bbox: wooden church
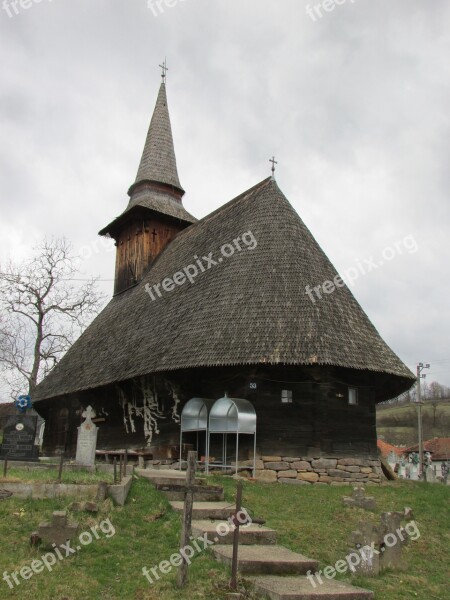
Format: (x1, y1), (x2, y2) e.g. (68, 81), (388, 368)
(34, 71), (415, 478)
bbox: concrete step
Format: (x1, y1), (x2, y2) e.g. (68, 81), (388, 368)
(169, 501), (237, 520)
(192, 519), (277, 545)
(250, 575), (374, 599)
(156, 483), (224, 502)
(212, 544), (319, 575)
(136, 468), (204, 487)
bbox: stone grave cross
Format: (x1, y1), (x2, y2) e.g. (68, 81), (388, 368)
(343, 485), (377, 510)
(75, 405), (98, 467)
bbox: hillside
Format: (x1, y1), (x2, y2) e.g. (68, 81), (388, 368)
(377, 399), (450, 446)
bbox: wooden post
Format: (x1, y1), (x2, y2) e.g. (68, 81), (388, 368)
(177, 450), (197, 588)
(113, 457), (118, 484)
(119, 454), (123, 482)
(57, 454), (64, 483)
(230, 480), (243, 590)
(3, 459), (7, 478)
(124, 449), (128, 476)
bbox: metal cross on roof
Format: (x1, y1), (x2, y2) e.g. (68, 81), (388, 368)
(159, 59), (168, 83)
(269, 156), (278, 176)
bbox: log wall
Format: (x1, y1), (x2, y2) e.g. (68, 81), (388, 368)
(37, 365), (379, 461)
(114, 217), (183, 294)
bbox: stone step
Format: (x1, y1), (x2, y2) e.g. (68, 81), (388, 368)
(250, 575), (374, 599)
(192, 519), (277, 545)
(156, 483), (224, 502)
(136, 468), (204, 487)
(212, 544), (319, 575)
(169, 501), (237, 520)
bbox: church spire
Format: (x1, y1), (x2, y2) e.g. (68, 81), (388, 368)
(99, 68), (196, 296)
(129, 72), (184, 197)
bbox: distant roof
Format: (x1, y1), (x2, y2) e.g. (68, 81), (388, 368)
(35, 177), (414, 402)
(377, 439), (403, 458)
(404, 438), (450, 460)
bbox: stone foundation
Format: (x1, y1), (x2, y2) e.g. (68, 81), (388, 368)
(254, 456), (383, 485)
(141, 457), (383, 485)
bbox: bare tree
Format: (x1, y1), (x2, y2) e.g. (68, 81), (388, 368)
(0, 238), (105, 398)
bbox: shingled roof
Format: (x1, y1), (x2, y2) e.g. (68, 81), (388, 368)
(34, 177), (414, 401)
(99, 82), (195, 237)
(134, 82), (183, 192)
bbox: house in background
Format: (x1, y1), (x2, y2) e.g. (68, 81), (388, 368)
(404, 438), (450, 478)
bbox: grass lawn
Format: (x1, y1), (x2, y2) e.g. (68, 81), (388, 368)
(0, 474), (448, 600)
(0, 467), (114, 485)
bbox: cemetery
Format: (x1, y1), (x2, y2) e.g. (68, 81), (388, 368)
(0, 457), (449, 599)
(1, 390), (449, 598)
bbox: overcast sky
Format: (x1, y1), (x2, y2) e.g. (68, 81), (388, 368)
(0, 0), (449, 391)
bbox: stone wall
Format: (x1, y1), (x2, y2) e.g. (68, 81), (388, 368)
(254, 456), (383, 485)
(141, 456), (383, 485)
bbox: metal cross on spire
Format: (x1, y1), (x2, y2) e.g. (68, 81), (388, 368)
(269, 156), (278, 177)
(159, 58), (168, 83)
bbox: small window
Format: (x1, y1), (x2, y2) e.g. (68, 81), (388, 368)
(348, 388), (358, 406)
(281, 389), (293, 404)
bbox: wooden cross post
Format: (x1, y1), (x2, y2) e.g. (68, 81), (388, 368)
(177, 450), (197, 588)
(3, 459), (8, 478)
(113, 457), (118, 484)
(57, 453), (64, 483)
(230, 480), (244, 590)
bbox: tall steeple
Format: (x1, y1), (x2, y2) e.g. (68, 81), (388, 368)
(99, 69), (196, 295)
(129, 82), (184, 197)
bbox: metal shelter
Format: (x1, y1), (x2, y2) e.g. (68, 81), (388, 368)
(206, 396), (257, 476)
(179, 398), (215, 468)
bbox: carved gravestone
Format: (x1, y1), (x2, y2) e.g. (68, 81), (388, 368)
(75, 406), (98, 467)
(36, 511), (78, 549)
(379, 512), (407, 570)
(387, 451), (398, 470)
(0, 415), (39, 462)
(425, 465), (436, 483)
(350, 521), (382, 576)
(343, 486), (377, 510)
(349, 508), (413, 576)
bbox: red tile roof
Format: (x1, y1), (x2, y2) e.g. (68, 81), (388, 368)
(377, 439), (403, 458)
(404, 438), (450, 460)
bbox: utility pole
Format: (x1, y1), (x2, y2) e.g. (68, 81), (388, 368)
(416, 362), (430, 478)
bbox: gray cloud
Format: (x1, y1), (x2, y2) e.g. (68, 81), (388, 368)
(0, 0), (449, 387)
